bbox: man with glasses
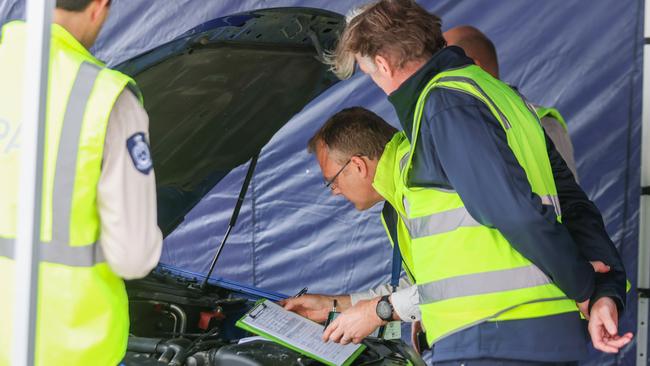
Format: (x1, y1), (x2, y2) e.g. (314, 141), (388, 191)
(282, 107), (419, 327)
(314, 110), (394, 211)
(0, 0), (161, 364)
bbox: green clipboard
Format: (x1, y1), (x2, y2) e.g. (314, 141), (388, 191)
(236, 299), (366, 366)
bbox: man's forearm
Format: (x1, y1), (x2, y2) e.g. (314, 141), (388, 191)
(546, 132), (627, 311)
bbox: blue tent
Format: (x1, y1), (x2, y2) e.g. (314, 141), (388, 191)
(1, 1), (645, 365)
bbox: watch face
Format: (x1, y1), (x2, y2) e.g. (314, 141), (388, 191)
(376, 299), (393, 321)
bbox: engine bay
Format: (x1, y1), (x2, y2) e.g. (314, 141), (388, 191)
(122, 269), (424, 366)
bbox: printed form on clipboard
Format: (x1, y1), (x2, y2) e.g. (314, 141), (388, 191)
(236, 299), (366, 366)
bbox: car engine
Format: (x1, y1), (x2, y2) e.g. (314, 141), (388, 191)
(122, 269), (424, 366)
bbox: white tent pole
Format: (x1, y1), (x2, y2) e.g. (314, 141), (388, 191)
(13, 0), (54, 364)
(637, 0), (650, 364)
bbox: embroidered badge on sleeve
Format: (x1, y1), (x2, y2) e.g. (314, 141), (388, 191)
(126, 132), (153, 175)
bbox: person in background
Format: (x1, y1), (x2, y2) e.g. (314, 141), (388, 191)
(0, 0), (162, 364)
(444, 25), (579, 180)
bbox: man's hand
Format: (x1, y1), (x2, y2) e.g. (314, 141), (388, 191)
(588, 297), (633, 353)
(280, 294), (339, 323)
(322, 298), (384, 345)
(577, 261), (611, 319)
(590, 261), (610, 273)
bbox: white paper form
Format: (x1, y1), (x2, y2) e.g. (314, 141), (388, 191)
(240, 299), (363, 366)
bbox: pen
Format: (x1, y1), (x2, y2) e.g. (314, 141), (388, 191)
(293, 287), (308, 298)
(324, 299), (340, 329)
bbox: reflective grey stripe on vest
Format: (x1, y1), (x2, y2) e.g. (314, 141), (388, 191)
(418, 264), (552, 304)
(402, 187), (458, 217)
(49, 61), (104, 266)
(40, 240), (103, 266)
(399, 153), (409, 171)
(0, 237), (14, 259)
(540, 194), (561, 217)
(52, 62), (99, 246)
(427, 295), (568, 345)
(0, 238), (104, 267)
(0, 62), (104, 267)
(0, 236), (102, 266)
(401, 193), (559, 239)
(401, 203), (481, 239)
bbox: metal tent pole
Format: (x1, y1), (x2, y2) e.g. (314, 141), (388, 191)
(13, 0), (54, 364)
(637, 0), (650, 364)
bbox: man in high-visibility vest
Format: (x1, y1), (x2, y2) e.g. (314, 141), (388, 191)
(294, 0), (630, 363)
(285, 103), (628, 360)
(0, 0), (162, 364)
(444, 25), (579, 180)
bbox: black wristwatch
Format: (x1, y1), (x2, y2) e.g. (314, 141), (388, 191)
(376, 295), (394, 321)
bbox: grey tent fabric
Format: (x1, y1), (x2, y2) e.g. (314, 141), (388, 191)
(0, 1), (643, 364)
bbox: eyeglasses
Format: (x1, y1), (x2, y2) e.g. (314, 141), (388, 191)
(324, 159), (351, 190)
(324, 154), (361, 190)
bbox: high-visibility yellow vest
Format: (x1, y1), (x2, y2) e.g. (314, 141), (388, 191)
(396, 65), (579, 345)
(374, 131), (416, 283)
(0, 21), (142, 365)
(535, 106), (568, 131)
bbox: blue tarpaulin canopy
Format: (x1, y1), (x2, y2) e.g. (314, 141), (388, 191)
(1, 1), (646, 365)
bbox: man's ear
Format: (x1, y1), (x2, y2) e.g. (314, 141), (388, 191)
(351, 155), (370, 178)
(374, 54), (393, 77)
(89, 0), (110, 22)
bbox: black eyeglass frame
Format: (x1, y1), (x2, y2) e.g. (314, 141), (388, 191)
(324, 154), (362, 190)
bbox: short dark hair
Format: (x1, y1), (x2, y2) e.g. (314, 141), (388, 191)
(56, 0), (94, 11)
(308, 107), (398, 162)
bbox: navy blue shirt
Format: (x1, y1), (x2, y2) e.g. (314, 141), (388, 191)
(387, 46), (626, 362)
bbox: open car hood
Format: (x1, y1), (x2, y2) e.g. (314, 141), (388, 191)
(116, 8), (344, 236)
(115, 10), (426, 364)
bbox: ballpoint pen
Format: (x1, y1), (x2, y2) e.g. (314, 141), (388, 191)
(293, 287), (308, 298)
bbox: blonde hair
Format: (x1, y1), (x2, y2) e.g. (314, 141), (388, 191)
(326, 0), (446, 79)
